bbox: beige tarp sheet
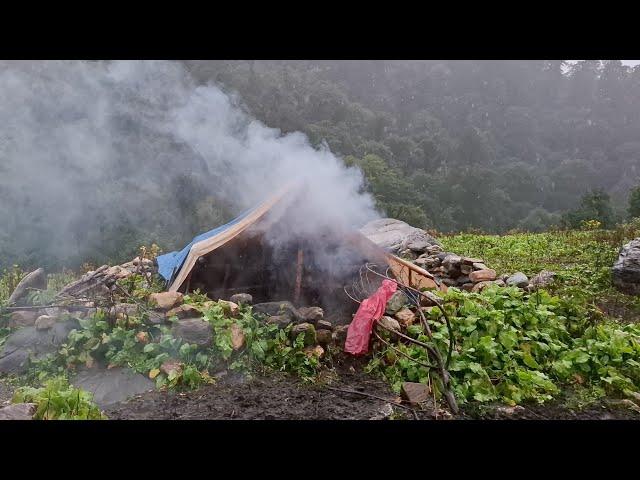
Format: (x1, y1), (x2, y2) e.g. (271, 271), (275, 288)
(167, 188), (444, 293)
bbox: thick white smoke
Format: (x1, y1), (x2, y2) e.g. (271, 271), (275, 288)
(0, 60), (378, 268)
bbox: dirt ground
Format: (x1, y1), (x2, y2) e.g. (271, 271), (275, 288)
(105, 365), (640, 420)
(106, 369), (420, 420)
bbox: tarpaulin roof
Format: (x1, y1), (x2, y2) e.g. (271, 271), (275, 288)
(156, 183), (444, 294)
(157, 186), (293, 292)
(157, 205), (256, 284)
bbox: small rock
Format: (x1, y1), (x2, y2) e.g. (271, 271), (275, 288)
(377, 316), (401, 332)
(442, 254), (462, 271)
(172, 318), (212, 346)
(400, 249), (418, 260)
(316, 320), (333, 331)
(135, 331), (149, 344)
(506, 272), (529, 288)
(394, 308), (416, 326)
(8, 310), (39, 328)
(441, 278), (459, 287)
(149, 291), (184, 310)
(472, 281), (495, 293)
(166, 304), (201, 320)
(369, 403), (394, 420)
(529, 270), (556, 290)
(290, 323), (316, 346)
(460, 264), (473, 275)
(229, 293), (252, 306)
(265, 315), (293, 328)
(316, 329), (333, 347)
(304, 345), (325, 358)
(461, 257), (484, 265)
(385, 291), (408, 315)
(401, 382), (430, 405)
(34, 315), (56, 331)
(0, 403), (37, 420)
(413, 257), (428, 266)
(426, 245), (443, 255)
(333, 325), (349, 347)
(230, 323), (245, 350)
(160, 359), (183, 377)
(472, 262), (488, 270)
(469, 269), (497, 283)
(461, 283), (474, 292)
(457, 275), (471, 285)
(494, 279), (506, 287)
(144, 311), (166, 325)
(298, 306), (324, 323)
(218, 300), (240, 317)
(253, 301), (303, 322)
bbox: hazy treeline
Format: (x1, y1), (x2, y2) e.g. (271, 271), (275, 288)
(184, 60), (640, 232)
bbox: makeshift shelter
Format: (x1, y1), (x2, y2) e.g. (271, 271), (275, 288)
(157, 185), (442, 320)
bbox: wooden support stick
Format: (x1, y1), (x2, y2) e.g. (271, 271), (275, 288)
(294, 247), (304, 304)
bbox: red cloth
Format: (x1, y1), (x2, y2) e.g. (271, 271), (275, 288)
(344, 279), (397, 355)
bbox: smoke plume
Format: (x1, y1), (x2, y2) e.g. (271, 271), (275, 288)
(0, 60), (378, 269)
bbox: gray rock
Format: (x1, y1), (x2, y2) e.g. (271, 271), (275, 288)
(72, 367), (154, 409)
(613, 239), (640, 295)
(377, 316), (401, 332)
(0, 403), (37, 420)
(34, 315), (57, 331)
(441, 278), (459, 287)
(316, 320), (333, 331)
(506, 272), (529, 288)
(0, 320), (79, 374)
(229, 293), (253, 306)
(442, 255), (462, 272)
(290, 323), (316, 346)
(385, 291), (408, 315)
(359, 218), (440, 255)
(401, 382), (430, 405)
(316, 329), (333, 347)
(529, 270), (556, 290)
(252, 301), (304, 323)
(298, 306), (324, 324)
(7, 268), (47, 305)
(264, 315), (293, 328)
(8, 310), (39, 328)
(144, 311), (166, 325)
(171, 318), (212, 346)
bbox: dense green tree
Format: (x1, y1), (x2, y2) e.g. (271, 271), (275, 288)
(629, 186), (640, 219)
(562, 189), (616, 229)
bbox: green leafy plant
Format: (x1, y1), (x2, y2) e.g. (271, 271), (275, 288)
(12, 377), (106, 420)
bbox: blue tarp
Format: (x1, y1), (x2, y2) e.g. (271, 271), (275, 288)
(156, 204), (258, 284)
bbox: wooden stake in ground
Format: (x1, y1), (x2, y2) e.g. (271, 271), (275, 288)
(294, 246), (304, 304)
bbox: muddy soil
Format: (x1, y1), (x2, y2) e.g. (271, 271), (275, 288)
(106, 369), (415, 420)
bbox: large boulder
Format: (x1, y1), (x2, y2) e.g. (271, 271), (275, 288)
(612, 238), (640, 295)
(0, 320), (79, 374)
(359, 218), (440, 254)
(7, 268), (47, 305)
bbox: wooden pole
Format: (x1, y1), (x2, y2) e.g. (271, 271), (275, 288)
(294, 246), (304, 304)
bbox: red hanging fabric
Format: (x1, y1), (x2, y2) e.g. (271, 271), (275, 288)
(344, 279), (397, 355)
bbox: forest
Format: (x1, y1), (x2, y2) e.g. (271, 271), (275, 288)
(185, 60), (640, 232)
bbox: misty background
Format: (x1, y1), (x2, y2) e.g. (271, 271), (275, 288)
(1, 60), (640, 271)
